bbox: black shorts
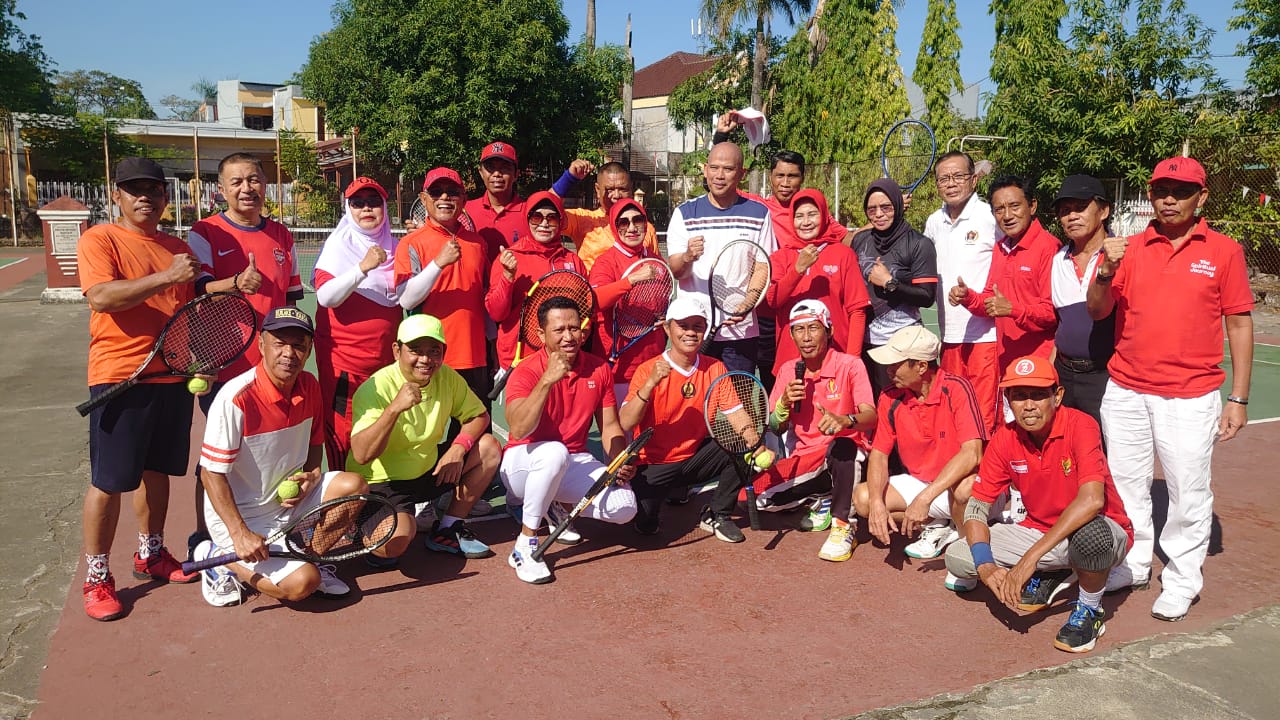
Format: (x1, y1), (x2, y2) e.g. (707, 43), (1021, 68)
(368, 471), (455, 514)
(89, 382), (193, 493)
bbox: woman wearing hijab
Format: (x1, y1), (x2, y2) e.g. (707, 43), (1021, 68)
(312, 177), (402, 470)
(767, 188), (870, 380)
(851, 179), (940, 393)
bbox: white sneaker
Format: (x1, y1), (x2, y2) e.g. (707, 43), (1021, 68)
(546, 503), (583, 545)
(904, 523), (959, 559)
(413, 501), (437, 531)
(508, 536), (553, 585)
(194, 540), (243, 607)
(1104, 565), (1150, 593)
(945, 571), (977, 592)
(315, 564), (350, 597)
(1151, 590), (1193, 622)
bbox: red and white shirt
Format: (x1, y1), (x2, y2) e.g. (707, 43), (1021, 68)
(624, 352), (727, 465)
(504, 349), (615, 454)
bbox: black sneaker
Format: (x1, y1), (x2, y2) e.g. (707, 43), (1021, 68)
(1054, 602), (1106, 653)
(1017, 569), (1075, 612)
(665, 485), (691, 506)
(699, 506), (745, 543)
(365, 553), (400, 570)
(634, 511), (660, 536)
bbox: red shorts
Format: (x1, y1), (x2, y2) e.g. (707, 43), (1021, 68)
(940, 341), (999, 434)
(739, 444), (829, 503)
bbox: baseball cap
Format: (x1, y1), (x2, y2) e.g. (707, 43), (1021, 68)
(999, 355), (1059, 388)
(397, 314), (447, 345)
(345, 176), (387, 200)
(665, 296), (710, 323)
(423, 167), (463, 192)
(1052, 175), (1109, 207)
(114, 157), (166, 185)
(261, 306), (314, 336)
(480, 141), (518, 166)
(789, 298), (832, 328)
(867, 325), (941, 365)
(1149, 156), (1206, 188)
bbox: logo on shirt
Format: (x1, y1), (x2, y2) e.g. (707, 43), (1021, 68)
(1189, 259), (1217, 278)
(965, 231), (978, 244)
(1010, 460), (1029, 474)
(824, 264), (838, 275)
(1061, 457), (1073, 476)
(217, 248), (236, 257)
(273, 248), (286, 265)
(1019, 265), (1032, 272)
(681, 381), (696, 399)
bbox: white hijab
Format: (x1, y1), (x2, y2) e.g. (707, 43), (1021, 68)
(313, 199), (399, 307)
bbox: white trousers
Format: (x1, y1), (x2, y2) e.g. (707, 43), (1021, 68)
(500, 442), (637, 531)
(1100, 381), (1219, 598)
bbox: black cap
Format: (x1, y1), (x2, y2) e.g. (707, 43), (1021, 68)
(261, 306), (314, 336)
(114, 157), (166, 185)
(1053, 175), (1109, 207)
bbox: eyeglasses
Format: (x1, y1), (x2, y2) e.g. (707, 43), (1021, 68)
(866, 203), (894, 216)
(348, 197), (382, 209)
(614, 214), (646, 230)
(936, 173), (973, 187)
(426, 185), (464, 199)
(529, 212), (560, 226)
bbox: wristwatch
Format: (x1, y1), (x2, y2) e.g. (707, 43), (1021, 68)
(883, 278), (900, 293)
(846, 413), (858, 428)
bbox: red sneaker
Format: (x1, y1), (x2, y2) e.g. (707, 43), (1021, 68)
(133, 548), (198, 584)
(83, 575), (124, 621)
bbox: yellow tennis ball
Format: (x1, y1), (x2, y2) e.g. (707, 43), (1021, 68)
(277, 479), (301, 501)
(755, 450), (775, 470)
(187, 377), (210, 394)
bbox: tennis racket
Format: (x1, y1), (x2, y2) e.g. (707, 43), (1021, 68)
(609, 258), (675, 364)
(409, 196), (427, 226)
(880, 119), (937, 193)
(76, 292), (257, 416)
(532, 427), (655, 561)
(181, 493), (398, 573)
(489, 269), (595, 399)
(699, 240), (771, 354)
(705, 371), (770, 531)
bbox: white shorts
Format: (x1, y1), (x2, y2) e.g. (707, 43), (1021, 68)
(887, 473), (953, 521)
(205, 470), (340, 585)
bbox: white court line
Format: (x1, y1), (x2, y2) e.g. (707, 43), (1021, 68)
(1248, 416), (1280, 425)
(0, 257), (28, 268)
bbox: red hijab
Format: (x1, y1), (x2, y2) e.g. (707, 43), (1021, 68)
(789, 188), (842, 247)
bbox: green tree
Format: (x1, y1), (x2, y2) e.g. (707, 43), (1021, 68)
(160, 77), (217, 120)
(20, 113), (144, 184)
(54, 70), (156, 119)
(1231, 0), (1280, 96)
(668, 30), (756, 132)
(299, 0), (625, 180)
(0, 0), (56, 112)
(913, 0), (962, 137)
(700, 0), (814, 111)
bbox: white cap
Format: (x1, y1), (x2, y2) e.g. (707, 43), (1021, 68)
(665, 295), (710, 323)
(733, 107), (771, 149)
(789, 298), (832, 328)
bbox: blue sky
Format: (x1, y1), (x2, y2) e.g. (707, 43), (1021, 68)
(20, 0), (1251, 116)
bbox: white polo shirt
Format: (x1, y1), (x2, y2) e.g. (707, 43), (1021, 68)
(924, 194), (1001, 344)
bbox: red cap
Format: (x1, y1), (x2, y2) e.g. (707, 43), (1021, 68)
(423, 167), (464, 192)
(999, 355), (1059, 389)
(344, 176), (387, 200)
(1149, 157), (1206, 188)
(480, 141), (518, 166)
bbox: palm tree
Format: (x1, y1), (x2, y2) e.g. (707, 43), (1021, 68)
(701, 0), (815, 110)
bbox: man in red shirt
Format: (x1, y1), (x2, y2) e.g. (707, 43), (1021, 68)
(945, 356), (1134, 653)
(853, 325), (988, 561)
(1087, 156), (1254, 622)
(464, 141), (526, 261)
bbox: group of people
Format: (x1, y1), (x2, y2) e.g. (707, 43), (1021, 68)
(78, 126), (1253, 657)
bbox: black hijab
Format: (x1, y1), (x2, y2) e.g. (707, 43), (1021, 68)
(863, 178), (910, 255)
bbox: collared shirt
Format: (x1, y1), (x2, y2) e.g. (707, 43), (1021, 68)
(393, 222), (489, 370)
(465, 193), (527, 262)
(924, 193), (1002, 344)
(871, 369), (988, 482)
(768, 349), (875, 451)
(1107, 218), (1254, 397)
(505, 349), (615, 454)
(972, 406), (1133, 545)
(624, 351), (728, 465)
(200, 365), (324, 521)
(767, 242), (871, 374)
(1050, 242), (1115, 362)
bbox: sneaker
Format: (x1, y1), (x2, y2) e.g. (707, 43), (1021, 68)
(1054, 602), (1106, 653)
(666, 485), (691, 505)
(508, 536), (553, 584)
(193, 540), (243, 607)
(633, 511), (660, 536)
(424, 521), (495, 559)
(133, 547), (198, 584)
(545, 503), (583, 545)
(799, 497), (832, 532)
(818, 522), (855, 561)
(1017, 569), (1076, 612)
(315, 564), (351, 598)
(1104, 565), (1150, 594)
(904, 523), (959, 559)
(413, 501), (437, 531)
(83, 574), (124, 621)
(698, 506), (745, 543)
(365, 553), (399, 571)
(944, 572), (978, 592)
(1151, 591), (1193, 622)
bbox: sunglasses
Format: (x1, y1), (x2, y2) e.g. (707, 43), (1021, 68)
(348, 196), (383, 209)
(426, 185), (464, 199)
(529, 212), (561, 226)
(614, 214), (646, 230)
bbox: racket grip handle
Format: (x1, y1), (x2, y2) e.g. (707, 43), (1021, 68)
(76, 378), (139, 416)
(181, 551), (241, 574)
(745, 485), (761, 531)
(489, 369), (510, 400)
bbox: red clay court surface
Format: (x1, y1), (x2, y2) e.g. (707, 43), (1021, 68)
(33, 413), (1280, 719)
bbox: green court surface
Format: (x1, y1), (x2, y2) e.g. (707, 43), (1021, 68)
(0, 257), (27, 269)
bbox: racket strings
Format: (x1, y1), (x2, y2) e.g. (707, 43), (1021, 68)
(709, 245), (769, 315)
(519, 275), (595, 349)
(707, 374), (768, 455)
(285, 498), (397, 561)
(615, 280), (671, 338)
(161, 296), (256, 373)
(883, 122), (935, 189)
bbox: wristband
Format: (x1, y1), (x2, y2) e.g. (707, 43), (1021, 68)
(452, 432), (476, 454)
(970, 541), (995, 568)
(773, 397), (791, 423)
(551, 170), (578, 197)
(232, 271), (242, 292)
(1227, 396), (1248, 406)
(636, 394), (650, 403)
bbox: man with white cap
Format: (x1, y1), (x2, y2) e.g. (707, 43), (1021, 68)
(853, 325), (988, 564)
(619, 296), (749, 543)
(750, 299), (876, 562)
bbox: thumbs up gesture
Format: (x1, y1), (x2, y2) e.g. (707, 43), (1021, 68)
(984, 283), (1012, 317)
(947, 276), (969, 306)
(236, 251), (263, 294)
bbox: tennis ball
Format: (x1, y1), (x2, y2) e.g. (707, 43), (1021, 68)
(755, 450), (775, 470)
(277, 479), (301, 501)
(187, 377), (210, 394)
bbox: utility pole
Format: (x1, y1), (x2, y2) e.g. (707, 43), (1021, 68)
(586, 0), (596, 49)
(622, 14), (633, 170)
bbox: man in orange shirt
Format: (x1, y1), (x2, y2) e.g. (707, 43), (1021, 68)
(396, 167), (491, 403)
(550, 160), (660, 270)
(76, 157), (202, 621)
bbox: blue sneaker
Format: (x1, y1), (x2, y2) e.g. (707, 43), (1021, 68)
(1054, 602), (1106, 653)
(424, 521), (494, 559)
